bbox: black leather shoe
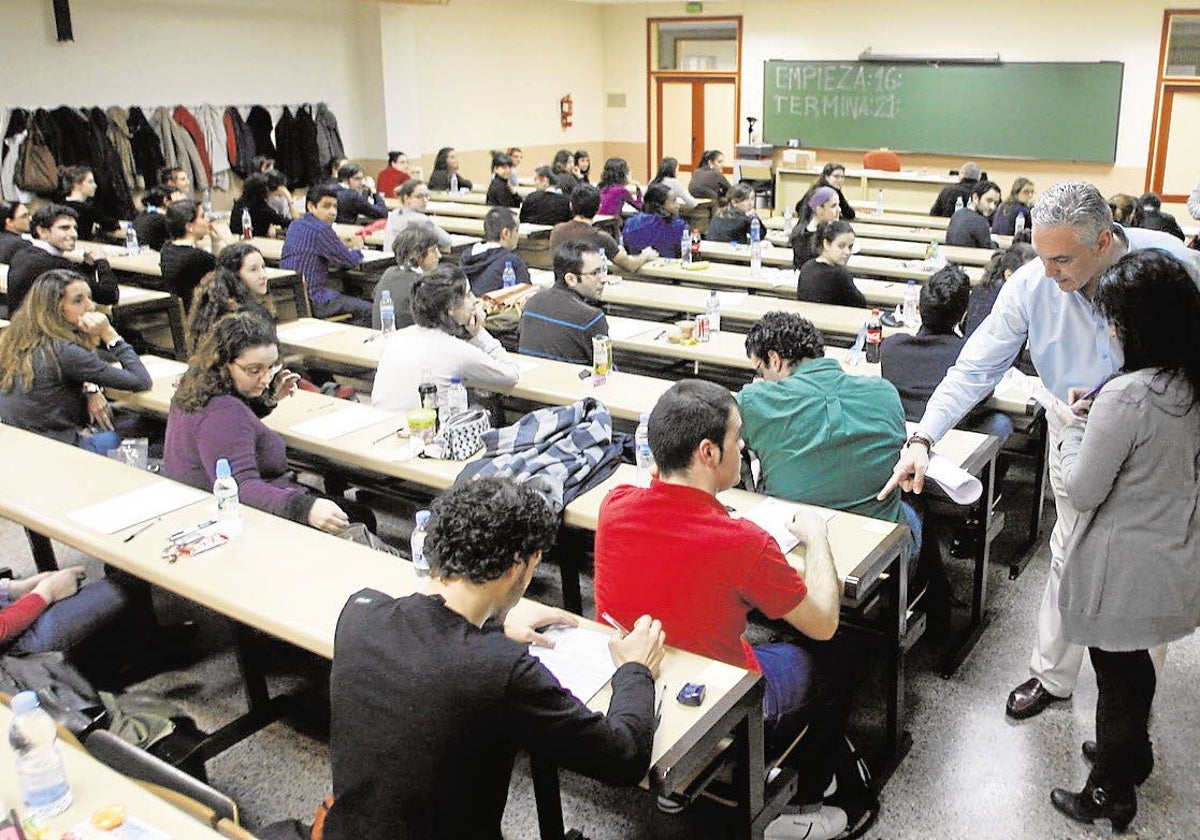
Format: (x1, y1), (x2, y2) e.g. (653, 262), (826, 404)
(1006, 678), (1069, 719)
(1082, 740), (1098, 762)
(1082, 740), (1153, 785)
(1050, 783), (1136, 832)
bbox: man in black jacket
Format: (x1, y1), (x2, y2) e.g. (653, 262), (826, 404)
(325, 476), (664, 840)
(6, 204), (119, 314)
(459, 206), (530, 295)
(930, 161), (982, 217)
(520, 166), (573, 226)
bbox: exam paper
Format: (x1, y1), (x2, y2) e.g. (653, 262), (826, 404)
(925, 454), (983, 505)
(141, 357), (188, 380)
(717, 291), (748, 307)
(739, 497), (835, 554)
(529, 625), (618, 703)
(277, 320), (350, 342)
(69, 480), (207, 535)
(605, 316), (659, 340)
(115, 285), (159, 304)
(516, 358), (542, 374)
(996, 367), (1050, 409)
(291, 404), (397, 441)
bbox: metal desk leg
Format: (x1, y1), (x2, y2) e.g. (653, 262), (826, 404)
(731, 702), (767, 839)
(24, 529), (59, 573)
(530, 755), (566, 840)
(941, 457), (996, 677)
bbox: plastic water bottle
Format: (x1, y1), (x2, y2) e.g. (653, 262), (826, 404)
(1014, 214), (1026, 237)
(954, 196), (964, 213)
(680, 226), (692, 264)
(8, 691), (72, 819)
(379, 289), (396, 334)
(706, 290), (721, 334)
(783, 205), (796, 237)
(749, 216), (763, 278)
(213, 458), (242, 538)
(875, 189), (884, 215)
(502, 260), (516, 289)
(902, 280), (920, 328)
(635, 412), (655, 488)
(202, 187), (213, 217)
(446, 376), (468, 419)
(124, 224), (140, 254)
(411, 510), (431, 577)
(241, 206), (253, 241)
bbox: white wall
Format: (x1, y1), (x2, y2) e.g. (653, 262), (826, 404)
(2, 0), (372, 160)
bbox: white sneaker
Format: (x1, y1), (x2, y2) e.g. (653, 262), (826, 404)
(764, 804), (848, 840)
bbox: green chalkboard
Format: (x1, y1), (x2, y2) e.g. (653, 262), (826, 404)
(762, 61), (1124, 163)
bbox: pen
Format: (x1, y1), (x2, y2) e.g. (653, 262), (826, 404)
(600, 611), (630, 635)
(654, 329), (667, 341)
(307, 400), (337, 413)
(122, 516), (161, 543)
(166, 520), (217, 542)
(1081, 375), (1115, 402)
(372, 427), (403, 444)
(654, 684), (665, 731)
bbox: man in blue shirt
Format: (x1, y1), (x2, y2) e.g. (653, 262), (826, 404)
(280, 183), (371, 325)
(880, 181), (1198, 720)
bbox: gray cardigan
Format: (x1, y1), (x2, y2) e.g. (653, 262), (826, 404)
(1058, 369), (1200, 650)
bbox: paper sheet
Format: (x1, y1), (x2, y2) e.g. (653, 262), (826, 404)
(516, 358), (542, 374)
(277, 320), (350, 342)
(529, 625), (618, 703)
(738, 497), (835, 554)
(925, 453), (983, 505)
(115, 285), (161, 304)
(141, 357), (188, 380)
(605, 316), (659, 340)
(996, 367), (1049, 409)
(716, 291), (748, 307)
(68, 480), (207, 534)
(291, 404), (397, 441)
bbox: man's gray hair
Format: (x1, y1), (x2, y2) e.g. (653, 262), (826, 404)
(1030, 181), (1113, 241)
(960, 161), (981, 181)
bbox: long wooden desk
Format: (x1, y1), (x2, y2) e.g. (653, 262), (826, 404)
(696, 241), (985, 285)
(775, 167), (957, 217)
(0, 705), (226, 838)
(0, 425), (773, 839)
(247, 235), (395, 273)
(760, 230), (998, 267)
(328, 224), (480, 255)
(426, 214), (552, 240)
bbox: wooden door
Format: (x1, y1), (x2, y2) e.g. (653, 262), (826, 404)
(652, 77), (737, 175)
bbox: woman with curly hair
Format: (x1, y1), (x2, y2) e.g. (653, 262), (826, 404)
(621, 183), (688, 258)
(0, 269), (151, 453)
(187, 243), (277, 352)
(163, 311), (370, 533)
(597, 157), (643, 216)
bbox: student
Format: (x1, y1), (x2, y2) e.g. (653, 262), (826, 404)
(250, 155), (276, 174)
(59, 166), (120, 242)
(381, 179), (453, 253)
(280, 183), (371, 326)
(505, 146), (523, 188)
(621, 183), (687, 258)
(550, 185), (656, 275)
(964, 242), (1036, 338)
(881, 181), (1197, 722)
(794, 163), (856, 221)
(427, 146), (472, 192)
(0, 565), (130, 656)
(0, 270), (151, 453)
(484, 152), (522, 208)
(164, 311), (367, 533)
(594, 379), (850, 840)
(372, 226), (440, 332)
(187, 243), (276, 353)
(945, 180), (1001, 249)
(159, 165), (192, 197)
(372, 264), (520, 413)
(459, 206), (530, 296)
(574, 149), (592, 183)
(796, 220), (865, 307)
(519, 241), (609, 364)
(930, 161), (981, 217)
(1107, 193), (1143, 227)
(519, 166), (572, 226)
(325, 156), (350, 182)
(789, 186), (842, 269)
(160, 199), (218, 311)
(649, 157), (699, 209)
(0, 200), (32, 262)
(880, 265), (1013, 440)
(1049, 250), (1200, 833)
(325, 476), (662, 839)
(1137, 192), (1185, 241)
(704, 183), (761, 243)
(991, 178), (1035, 236)
(229, 172), (294, 238)
(376, 150), (411, 197)
(597, 157), (642, 216)
(264, 168), (297, 221)
(687, 149), (731, 203)
(551, 148), (581, 195)
(6, 204), (119, 314)
(131, 186), (173, 251)
(333, 164), (388, 224)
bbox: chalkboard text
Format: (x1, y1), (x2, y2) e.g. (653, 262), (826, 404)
(773, 64), (903, 94)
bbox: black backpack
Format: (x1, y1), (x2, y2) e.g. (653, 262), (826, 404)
(825, 735), (881, 839)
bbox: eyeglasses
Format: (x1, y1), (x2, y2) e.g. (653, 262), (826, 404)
(232, 361), (283, 379)
(579, 267), (609, 279)
(411, 192), (431, 200)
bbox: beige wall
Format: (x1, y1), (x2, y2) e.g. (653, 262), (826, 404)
(598, 0), (1185, 194)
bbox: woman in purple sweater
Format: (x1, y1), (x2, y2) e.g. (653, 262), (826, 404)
(163, 312), (357, 533)
(597, 157), (643, 216)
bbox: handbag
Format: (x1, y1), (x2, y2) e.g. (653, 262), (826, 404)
(15, 121), (58, 195)
(441, 407), (490, 460)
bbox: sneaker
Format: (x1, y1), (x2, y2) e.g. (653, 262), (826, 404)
(765, 804), (848, 840)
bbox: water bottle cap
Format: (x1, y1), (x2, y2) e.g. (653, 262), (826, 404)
(908, 279), (916, 285)
(11, 691), (39, 713)
(450, 376), (463, 385)
(415, 510), (432, 526)
(381, 289), (392, 301)
(639, 411), (651, 423)
(215, 458), (232, 478)
(504, 260), (512, 269)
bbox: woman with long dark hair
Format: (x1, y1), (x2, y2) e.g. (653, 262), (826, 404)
(1048, 249), (1200, 833)
(621, 183), (687, 258)
(991, 177), (1035, 236)
(794, 163), (856, 221)
(687, 149), (731, 204)
(964, 242), (1036, 338)
(597, 157), (642, 216)
(650, 157), (698, 209)
(789, 186), (842, 269)
(427, 147), (473, 192)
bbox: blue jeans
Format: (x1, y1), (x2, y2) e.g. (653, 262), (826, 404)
(902, 499), (923, 561)
(4, 578), (131, 655)
(312, 293), (372, 326)
(965, 409), (1014, 443)
(78, 430), (121, 455)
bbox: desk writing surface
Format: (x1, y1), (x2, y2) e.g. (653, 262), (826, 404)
(250, 235), (393, 270)
(71, 242), (296, 283)
(0, 707), (225, 838)
(426, 214), (551, 240)
(697, 241), (984, 284)
(765, 223), (1012, 252)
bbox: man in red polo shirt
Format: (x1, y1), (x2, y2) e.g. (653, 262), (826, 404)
(594, 379), (849, 840)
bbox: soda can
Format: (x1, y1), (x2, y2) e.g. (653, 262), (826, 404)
(592, 335), (612, 376)
(694, 314), (710, 343)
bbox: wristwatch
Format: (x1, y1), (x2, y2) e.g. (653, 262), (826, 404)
(104, 336), (124, 350)
(906, 431), (934, 451)
(82, 382), (102, 395)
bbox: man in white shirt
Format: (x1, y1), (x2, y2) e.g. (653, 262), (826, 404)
(880, 181), (1198, 720)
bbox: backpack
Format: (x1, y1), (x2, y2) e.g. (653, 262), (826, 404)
(15, 121), (57, 195)
(824, 735), (880, 839)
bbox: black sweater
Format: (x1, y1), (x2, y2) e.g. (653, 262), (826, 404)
(796, 259), (867, 307)
(6, 246), (119, 314)
(159, 243), (216, 310)
(427, 170), (472, 192)
(326, 591), (654, 840)
(486, 175), (522, 208)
